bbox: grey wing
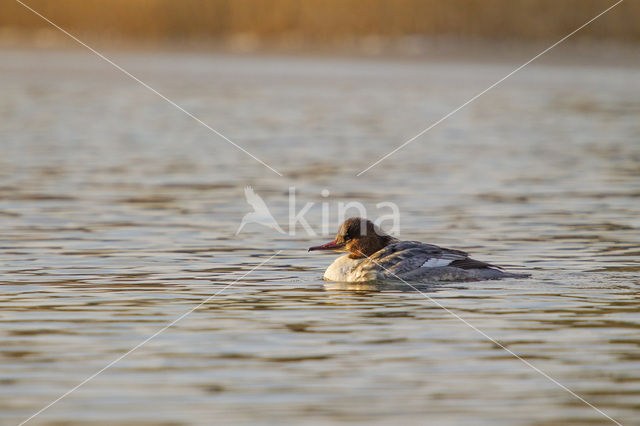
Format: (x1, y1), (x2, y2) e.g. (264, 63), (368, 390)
(362, 241), (469, 277)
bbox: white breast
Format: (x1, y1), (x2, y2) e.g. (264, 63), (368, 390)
(421, 258), (453, 268)
(323, 255), (367, 282)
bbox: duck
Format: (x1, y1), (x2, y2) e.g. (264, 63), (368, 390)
(308, 217), (529, 282)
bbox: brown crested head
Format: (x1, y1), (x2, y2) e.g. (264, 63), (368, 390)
(308, 217), (396, 258)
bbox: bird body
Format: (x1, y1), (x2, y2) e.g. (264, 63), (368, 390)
(309, 218), (529, 283)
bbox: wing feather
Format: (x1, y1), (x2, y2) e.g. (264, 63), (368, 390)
(360, 241), (470, 277)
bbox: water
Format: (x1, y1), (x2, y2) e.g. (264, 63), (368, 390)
(1, 48), (639, 425)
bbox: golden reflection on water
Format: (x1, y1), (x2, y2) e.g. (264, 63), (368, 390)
(0, 49), (639, 424)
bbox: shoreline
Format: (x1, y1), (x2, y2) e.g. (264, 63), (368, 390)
(2, 31), (640, 68)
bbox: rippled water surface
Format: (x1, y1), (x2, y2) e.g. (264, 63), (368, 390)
(1, 48), (639, 425)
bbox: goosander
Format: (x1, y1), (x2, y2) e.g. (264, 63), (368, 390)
(308, 217), (528, 282)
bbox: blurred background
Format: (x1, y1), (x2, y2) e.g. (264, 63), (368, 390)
(2, 0), (640, 50)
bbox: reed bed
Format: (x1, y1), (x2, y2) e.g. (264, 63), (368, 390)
(2, 0), (639, 43)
